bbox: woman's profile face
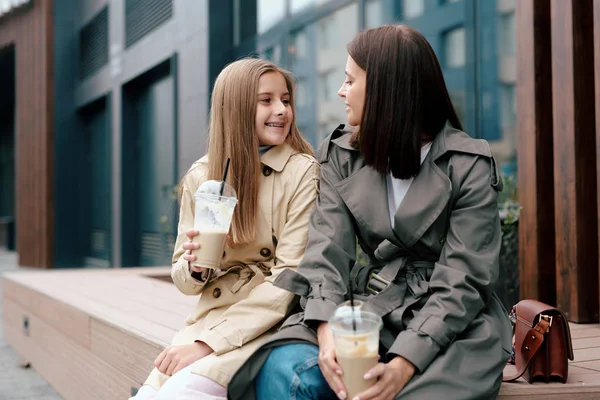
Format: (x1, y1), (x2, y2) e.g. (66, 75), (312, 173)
(338, 55), (366, 127)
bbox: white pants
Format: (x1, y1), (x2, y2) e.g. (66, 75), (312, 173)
(131, 365), (227, 400)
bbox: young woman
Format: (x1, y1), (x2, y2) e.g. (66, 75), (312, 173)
(228, 25), (512, 400)
(131, 58), (319, 399)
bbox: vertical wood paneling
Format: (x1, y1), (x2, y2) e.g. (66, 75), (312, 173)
(594, 0), (600, 316)
(551, 0), (598, 322)
(516, 0), (556, 304)
(0, 1), (54, 267)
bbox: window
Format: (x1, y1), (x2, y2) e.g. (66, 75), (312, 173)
(499, 12), (516, 55)
(448, 90), (466, 128)
(257, 0), (286, 34)
(290, 29), (308, 60)
(262, 45), (281, 64)
(403, 0), (424, 19)
(291, 0), (329, 15)
(317, 18), (335, 50)
(295, 79), (308, 107)
(366, 0), (384, 28)
(444, 27), (466, 68)
(319, 70), (338, 101)
(500, 84), (516, 129)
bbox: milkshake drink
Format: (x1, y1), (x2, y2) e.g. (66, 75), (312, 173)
(329, 304), (382, 399)
(193, 180), (237, 269)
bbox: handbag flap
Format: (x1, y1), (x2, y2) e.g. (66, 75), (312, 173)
(516, 299), (574, 360)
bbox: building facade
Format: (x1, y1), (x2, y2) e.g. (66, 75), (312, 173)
(2, 0), (599, 322)
(0, 0), (518, 267)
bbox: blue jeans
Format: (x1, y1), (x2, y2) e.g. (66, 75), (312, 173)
(255, 343), (338, 400)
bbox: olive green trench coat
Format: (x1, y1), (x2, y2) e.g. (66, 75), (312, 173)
(228, 124), (512, 400)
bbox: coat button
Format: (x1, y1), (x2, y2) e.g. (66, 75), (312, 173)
(213, 288), (222, 298)
(260, 248), (271, 257)
(262, 166), (273, 176)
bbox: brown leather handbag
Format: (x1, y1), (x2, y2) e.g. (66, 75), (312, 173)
(503, 300), (574, 383)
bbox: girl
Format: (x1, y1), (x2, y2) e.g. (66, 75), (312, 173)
(228, 25), (512, 400)
(132, 57), (319, 399)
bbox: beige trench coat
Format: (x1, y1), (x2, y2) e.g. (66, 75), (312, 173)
(142, 143), (319, 390)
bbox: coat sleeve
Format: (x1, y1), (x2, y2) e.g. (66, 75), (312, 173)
(297, 145), (357, 325)
(195, 160), (320, 355)
(388, 156), (502, 373)
(171, 170), (213, 296)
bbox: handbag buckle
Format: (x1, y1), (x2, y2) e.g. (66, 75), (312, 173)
(540, 314), (553, 333)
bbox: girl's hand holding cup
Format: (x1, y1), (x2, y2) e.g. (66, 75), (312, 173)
(183, 229), (206, 275)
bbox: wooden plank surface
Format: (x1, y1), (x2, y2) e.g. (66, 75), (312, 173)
(4, 266), (600, 399)
(3, 268), (193, 345)
(2, 278), (91, 349)
(90, 318), (162, 385)
(4, 298), (140, 400)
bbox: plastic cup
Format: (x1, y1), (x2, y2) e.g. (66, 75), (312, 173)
(329, 303), (382, 399)
(192, 180), (237, 269)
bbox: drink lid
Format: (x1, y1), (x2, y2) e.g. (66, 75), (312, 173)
(195, 180), (237, 200)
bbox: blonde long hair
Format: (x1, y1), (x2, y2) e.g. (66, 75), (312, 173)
(206, 58), (313, 246)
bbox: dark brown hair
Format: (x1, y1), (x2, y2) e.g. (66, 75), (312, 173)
(347, 24), (463, 179)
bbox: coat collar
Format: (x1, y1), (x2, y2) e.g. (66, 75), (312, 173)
(260, 142), (296, 172)
(332, 123), (491, 248)
(198, 142), (296, 173)
(429, 122), (491, 161)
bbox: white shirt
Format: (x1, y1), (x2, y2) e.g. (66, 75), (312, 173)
(386, 142), (433, 227)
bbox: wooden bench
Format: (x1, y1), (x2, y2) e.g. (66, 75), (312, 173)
(2, 267), (600, 399)
(2, 267), (196, 399)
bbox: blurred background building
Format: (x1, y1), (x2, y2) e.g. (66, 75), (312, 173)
(0, 0), (517, 269)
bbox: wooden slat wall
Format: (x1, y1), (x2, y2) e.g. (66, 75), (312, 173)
(550, 0), (598, 322)
(0, 1), (54, 267)
(516, 0), (556, 305)
(517, 0), (600, 321)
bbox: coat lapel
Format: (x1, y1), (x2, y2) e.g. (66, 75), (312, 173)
(393, 157), (451, 247)
(335, 165), (395, 241)
(393, 123), (488, 247)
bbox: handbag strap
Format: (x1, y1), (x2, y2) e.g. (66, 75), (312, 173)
(503, 318), (550, 382)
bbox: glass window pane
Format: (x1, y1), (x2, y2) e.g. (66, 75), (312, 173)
(491, 0), (517, 177)
(287, 2), (359, 146)
(248, 0), (516, 172)
(314, 2), (358, 144)
(444, 27), (466, 68)
(366, 0), (384, 28)
(295, 78), (309, 107)
(403, 0), (424, 19)
(500, 12), (516, 55)
(290, 29), (308, 60)
(257, 0), (286, 34)
(262, 45), (282, 64)
(291, 0), (329, 15)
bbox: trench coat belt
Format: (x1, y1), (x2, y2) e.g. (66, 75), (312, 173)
(361, 258), (434, 317)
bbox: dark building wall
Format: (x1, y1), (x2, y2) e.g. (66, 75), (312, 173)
(0, 0), (54, 267)
(53, 0), (82, 267)
(56, 0), (210, 268)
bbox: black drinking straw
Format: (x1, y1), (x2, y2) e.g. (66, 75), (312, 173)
(219, 158), (231, 196)
(348, 277), (357, 333)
